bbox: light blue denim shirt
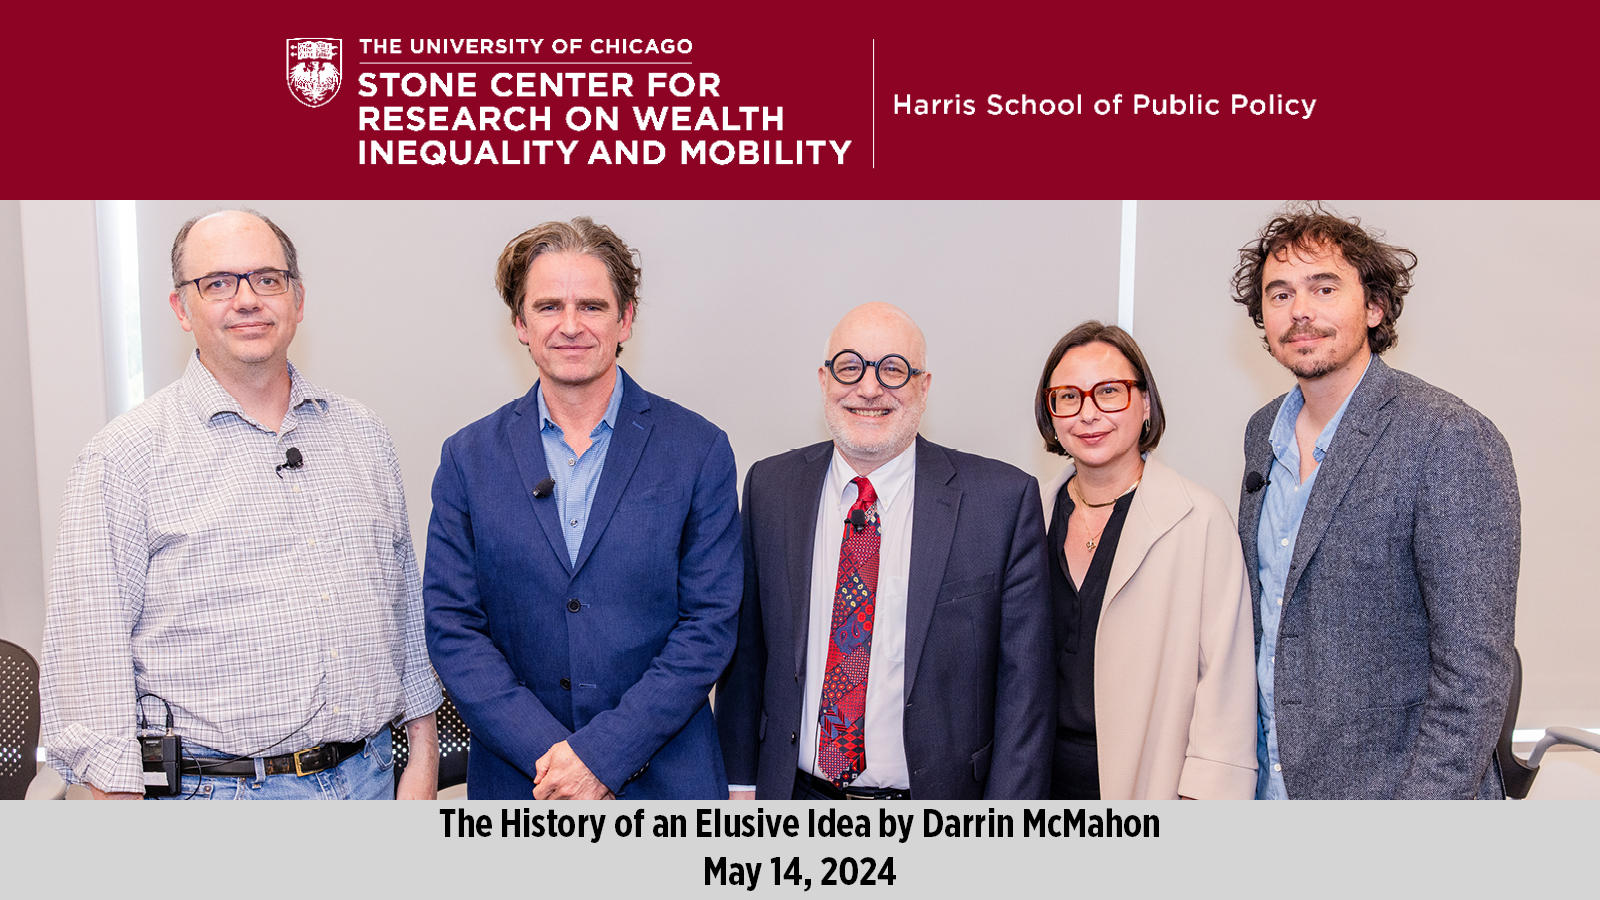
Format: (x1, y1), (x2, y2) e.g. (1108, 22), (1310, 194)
(537, 375), (624, 567)
(1255, 359), (1369, 799)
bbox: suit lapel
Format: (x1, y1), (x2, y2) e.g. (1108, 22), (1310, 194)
(1281, 357), (1398, 604)
(789, 443), (833, 678)
(1103, 457), (1189, 607)
(572, 371), (651, 576)
(904, 437), (959, 699)
(1239, 412), (1277, 600)
(508, 382), (572, 575)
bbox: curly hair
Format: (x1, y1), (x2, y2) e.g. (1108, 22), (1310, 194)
(1230, 202), (1416, 355)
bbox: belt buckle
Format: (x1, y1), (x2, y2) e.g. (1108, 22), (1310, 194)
(293, 745), (323, 777)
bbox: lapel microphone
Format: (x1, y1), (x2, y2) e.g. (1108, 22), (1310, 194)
(1244, 471), (1271, 494)
(275, 448), (304, 478)
(532, 477), (556, 499)
(847, 508), (867, 532)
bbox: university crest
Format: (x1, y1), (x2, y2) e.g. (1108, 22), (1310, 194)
(287, 38), (342, 108)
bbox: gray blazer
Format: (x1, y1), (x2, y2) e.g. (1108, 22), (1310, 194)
(1238, 357), (1519, 799)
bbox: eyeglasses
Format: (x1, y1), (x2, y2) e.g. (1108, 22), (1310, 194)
(181, 269), (294, 302)
(1046, 380), (1142, 417)
(824, 350), (924, 390)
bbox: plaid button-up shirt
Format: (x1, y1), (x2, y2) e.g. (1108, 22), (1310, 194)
(40, 353), (441, 793)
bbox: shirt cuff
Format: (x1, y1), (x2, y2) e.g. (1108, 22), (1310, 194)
(49, 723), (146, 794)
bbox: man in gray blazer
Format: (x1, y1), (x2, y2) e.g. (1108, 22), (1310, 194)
(716, 302), (1053, 800)
(1232, 205), (1519, 799)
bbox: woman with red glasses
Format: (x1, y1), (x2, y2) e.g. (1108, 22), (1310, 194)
(1033, 320), (1256, 800)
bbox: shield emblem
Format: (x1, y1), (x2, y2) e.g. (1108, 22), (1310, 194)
(286, 38), (342, 108)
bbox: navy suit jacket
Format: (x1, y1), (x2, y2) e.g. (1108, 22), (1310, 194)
(1239, 357), (1519, 798)
(716, 436), (1054, 799)
(424, 369), (742, 799)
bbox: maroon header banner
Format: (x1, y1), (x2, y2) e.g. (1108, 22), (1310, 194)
(6, 3), (1594, 198)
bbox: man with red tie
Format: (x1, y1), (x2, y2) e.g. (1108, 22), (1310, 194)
(716, 302), (1053, 800)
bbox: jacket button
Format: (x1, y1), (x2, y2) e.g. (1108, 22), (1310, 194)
(566, 599), (581, 612)
(790, 732), (797, 744)
(560, 677), (571, 690)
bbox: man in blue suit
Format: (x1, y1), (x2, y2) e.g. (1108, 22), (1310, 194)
(425, 217), (741, 800)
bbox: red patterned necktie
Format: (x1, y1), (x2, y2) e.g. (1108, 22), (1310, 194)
(818, 476), (880, 788)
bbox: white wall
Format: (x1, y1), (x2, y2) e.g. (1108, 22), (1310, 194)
(0, 202), (46, 657)
(4, 199), (1595, 729)
(1, 201), (109, 659)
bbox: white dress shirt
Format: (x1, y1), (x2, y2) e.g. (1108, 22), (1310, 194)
(797, 443), (917, 789)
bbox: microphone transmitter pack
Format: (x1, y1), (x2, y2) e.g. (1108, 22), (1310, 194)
(139, 732), (184, 798)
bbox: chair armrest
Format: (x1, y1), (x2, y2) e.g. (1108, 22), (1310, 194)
(1526, 727), (1600, 769)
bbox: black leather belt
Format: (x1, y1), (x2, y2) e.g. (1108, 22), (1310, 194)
(795, 769), (910, 800)
(181, 740), (366, 778)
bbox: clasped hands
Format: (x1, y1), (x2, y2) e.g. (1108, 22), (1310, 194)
(533, 739), (615, 800)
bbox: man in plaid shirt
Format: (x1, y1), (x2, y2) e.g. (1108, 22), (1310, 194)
(39, 210), (440, 799)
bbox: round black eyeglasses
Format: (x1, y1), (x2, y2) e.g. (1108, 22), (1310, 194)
(824, 350), (924, 389)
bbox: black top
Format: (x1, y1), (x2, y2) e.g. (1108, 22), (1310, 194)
(1049, 478), (1136, 738)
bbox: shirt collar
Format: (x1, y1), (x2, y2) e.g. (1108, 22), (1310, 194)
(1267, 355), (1372, 466)
(181, 350), (326, 426)
(827, 440), (917, 514)
(537, 372), (624, 439)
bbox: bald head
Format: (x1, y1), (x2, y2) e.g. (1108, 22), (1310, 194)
(824, 301), (927, 369)
(818, 302), (932, 475)
(171, 209), (302, 304)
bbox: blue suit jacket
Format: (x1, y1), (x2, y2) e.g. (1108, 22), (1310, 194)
(424, 370), (742, 799)
(1238, 357), (1519, 798)
(716, 436), (1054, 799)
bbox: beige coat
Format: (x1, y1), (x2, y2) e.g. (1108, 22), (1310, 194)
(1043, 456), (1257, 799)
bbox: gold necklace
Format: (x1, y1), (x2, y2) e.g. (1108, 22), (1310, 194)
(1071, 476), (1140, 509)
(1070, 478), (1140, 550)
(1083, 520), (1109, 552)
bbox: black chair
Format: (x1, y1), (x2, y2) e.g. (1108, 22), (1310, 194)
(393, 691), (471, 792)
(1497, 647), (1600, 799)
(0, 639), (42, 801)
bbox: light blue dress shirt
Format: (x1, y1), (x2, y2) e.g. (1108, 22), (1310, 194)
(537, 376), (624, 566)
(1255, 360), (1368, 799)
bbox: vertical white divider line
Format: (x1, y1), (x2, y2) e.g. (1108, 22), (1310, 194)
(871, 39), (876, 169)
(94, 199), (145, 417)
(1118, 199), (1137, 334)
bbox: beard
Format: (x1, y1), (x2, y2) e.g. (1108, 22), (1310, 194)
(823, 391), (926, 466)
(1282, 355), (1339, 380)
(1271, 323), (1344, 380)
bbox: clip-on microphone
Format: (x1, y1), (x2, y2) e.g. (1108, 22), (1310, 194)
(275, 447), (305, 478)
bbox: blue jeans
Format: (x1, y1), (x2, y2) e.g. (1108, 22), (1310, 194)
(159, 729), (394, 800)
